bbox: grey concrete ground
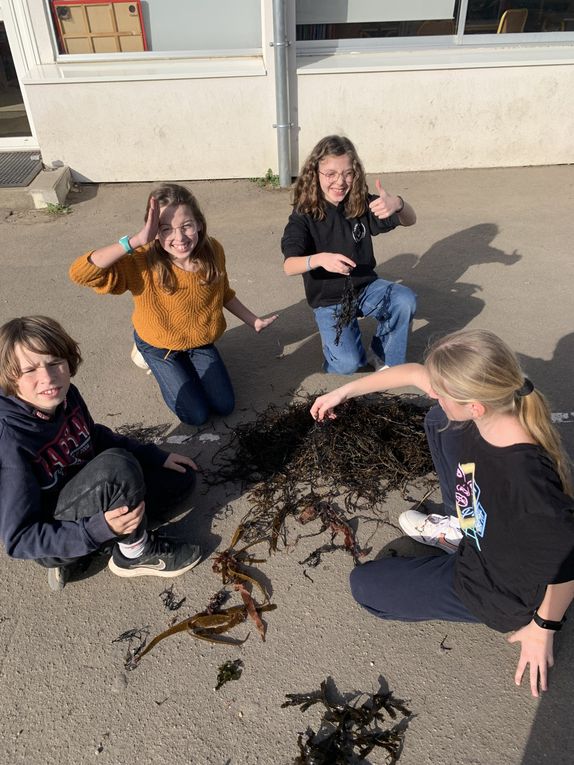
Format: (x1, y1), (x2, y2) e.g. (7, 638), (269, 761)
(0, 166), (573, 765)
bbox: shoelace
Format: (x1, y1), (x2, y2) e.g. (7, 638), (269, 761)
(424, 514), (462, 538)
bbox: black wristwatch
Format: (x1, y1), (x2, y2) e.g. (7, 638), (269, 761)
(532, 609), (566, 631)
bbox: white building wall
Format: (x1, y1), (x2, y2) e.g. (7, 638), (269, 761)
(7, 1), (574, 180)
(296, 63), (574, 173)
(24, 73), (278, 181)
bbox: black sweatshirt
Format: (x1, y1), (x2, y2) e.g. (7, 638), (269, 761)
(281, 195), (399, 308)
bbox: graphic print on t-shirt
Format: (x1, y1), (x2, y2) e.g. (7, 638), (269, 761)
(33, 405), (93, 489)
(455, 461), (487, 551)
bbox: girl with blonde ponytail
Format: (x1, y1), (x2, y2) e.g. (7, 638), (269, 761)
(311, 329), (574, 697)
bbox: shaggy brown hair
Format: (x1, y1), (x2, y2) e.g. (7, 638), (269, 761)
(292, 135), (369, 220)
(144, 184), (219, 294)
(0, 316), (82, 395)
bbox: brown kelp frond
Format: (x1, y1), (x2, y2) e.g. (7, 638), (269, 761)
(212, 546), (269, 603)
(283, 678), (412, 764)
(126, 600), (277, 668)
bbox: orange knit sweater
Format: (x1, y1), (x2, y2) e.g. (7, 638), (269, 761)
(69, 238), (236, 350)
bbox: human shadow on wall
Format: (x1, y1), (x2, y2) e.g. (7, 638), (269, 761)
(378, 223), (521, 359)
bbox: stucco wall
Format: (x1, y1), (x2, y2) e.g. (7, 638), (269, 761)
(24, 72), (278, 182)
(295, 64), (574, 172)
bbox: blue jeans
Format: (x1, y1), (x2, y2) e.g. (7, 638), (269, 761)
(313, 278), (416, 374)
(134, 332), (235, 426)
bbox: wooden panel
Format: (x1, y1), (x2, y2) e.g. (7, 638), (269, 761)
(64, 36), (93, 54)
(52, 2), (147, 53)
(119, 35), (144, 51)
(93, 36), (120, 52)
(58, 6), (88, 36)
(114, 3), (142, 33)
(86, 6), (116, 34)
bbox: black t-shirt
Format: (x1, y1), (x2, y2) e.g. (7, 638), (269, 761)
(452, 422), (574, 632)
(281, 195), (399, 308)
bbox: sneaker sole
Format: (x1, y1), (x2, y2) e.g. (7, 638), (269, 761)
(398, 512), (459, 555)
(107, 555), (202, 579)
(48, 567), (67, 591)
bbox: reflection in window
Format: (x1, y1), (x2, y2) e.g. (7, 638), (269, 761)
(296, 0), (574, 40)
(465, 1), (574, 33)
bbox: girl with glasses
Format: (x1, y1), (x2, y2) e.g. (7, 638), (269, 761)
(311, 329), (574, 698)
(282, 135), (417, 374)
(70, 184), (277, 426)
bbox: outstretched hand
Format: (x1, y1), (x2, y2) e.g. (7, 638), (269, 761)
(369, 179), (404, 220)
(507, 620), (555, 697)
(315, 252), (356, 276)
(254, 314), (279, 333)
(310, 390), (347, 421)
(163, 452), (199, 473)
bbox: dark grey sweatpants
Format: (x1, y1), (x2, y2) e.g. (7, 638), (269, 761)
(350, 406), (480, 623)
(37, 447), (195, 568)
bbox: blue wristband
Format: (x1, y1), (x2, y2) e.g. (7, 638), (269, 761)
(119, 235), (133, 254)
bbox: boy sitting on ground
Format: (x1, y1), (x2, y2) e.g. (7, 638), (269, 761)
(0, 315), (202, 591)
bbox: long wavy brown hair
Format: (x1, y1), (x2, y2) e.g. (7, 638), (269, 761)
(425, 329), (572, 496)
(144, 184), (219, 294)
(292, 135), (369, 220)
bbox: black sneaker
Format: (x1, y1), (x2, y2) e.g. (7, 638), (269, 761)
(108, 533), (202, 579)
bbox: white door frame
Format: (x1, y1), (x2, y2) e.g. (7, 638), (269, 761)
(0, 0), (40, 150)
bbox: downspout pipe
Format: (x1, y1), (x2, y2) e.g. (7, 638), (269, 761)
(272, 0), (291, 187)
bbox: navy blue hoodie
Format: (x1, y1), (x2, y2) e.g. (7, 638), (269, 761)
(0, 384), (166, 560)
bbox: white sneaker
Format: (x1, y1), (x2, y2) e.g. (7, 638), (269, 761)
(398, 509), (462, 555)
(131, 343), (151, 373)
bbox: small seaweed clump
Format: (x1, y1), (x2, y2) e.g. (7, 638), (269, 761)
(283, 678), (412, 764)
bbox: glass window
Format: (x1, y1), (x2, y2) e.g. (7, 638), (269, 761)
(49, 0), (262, 56)
(296, 0), (574, 40)
(465, 1), (574, 34)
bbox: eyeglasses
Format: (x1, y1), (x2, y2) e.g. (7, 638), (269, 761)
(319, 169), (356, 183)
(158, 222), (198, 237)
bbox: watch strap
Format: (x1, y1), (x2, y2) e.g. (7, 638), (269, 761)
(532, 610), (566, 631)
(119, 235), (133, 254)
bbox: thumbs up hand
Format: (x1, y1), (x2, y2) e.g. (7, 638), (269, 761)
(369, 179), (404, 220)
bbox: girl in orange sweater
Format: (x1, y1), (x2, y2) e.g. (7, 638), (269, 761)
(70, 184), (277, 426)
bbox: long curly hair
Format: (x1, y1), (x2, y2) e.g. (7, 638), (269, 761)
(425, 329), (572, 495)
(143, 184), (219, 294)
(292, 135), (369, 220)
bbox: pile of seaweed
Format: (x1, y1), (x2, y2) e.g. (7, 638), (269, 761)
(207, 393), (434, 552)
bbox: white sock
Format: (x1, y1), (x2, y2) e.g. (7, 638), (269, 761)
(118, 531), (148, 559)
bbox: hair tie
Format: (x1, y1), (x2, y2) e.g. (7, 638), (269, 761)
(516, 378), (534, 397)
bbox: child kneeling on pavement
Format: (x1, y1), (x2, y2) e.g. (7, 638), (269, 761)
(0, 315), (202, 591)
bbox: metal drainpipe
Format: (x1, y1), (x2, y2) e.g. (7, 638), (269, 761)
(271, 0), (292, 187)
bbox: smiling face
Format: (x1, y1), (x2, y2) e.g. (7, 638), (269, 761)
(157, 204), (201, 263)
(14, 344), (71, 414)
(317, 153), (355, 206)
